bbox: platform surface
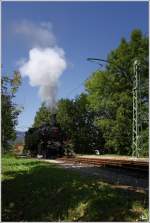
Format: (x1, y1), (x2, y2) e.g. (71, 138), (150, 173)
(77, 155), (149, 162)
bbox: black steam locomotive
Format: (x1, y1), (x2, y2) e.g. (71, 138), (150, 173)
(24, 114), (67, 158)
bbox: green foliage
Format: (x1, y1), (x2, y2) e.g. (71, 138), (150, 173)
(140, 128), (149, 157)
(73, 94), (104, 153)
(85, 29), (148, 156)
(33, 103), (52, 128)
(56, 98), (75, 137)
(1, 72), (22, 152)
(56, 94), (104, 154)
(27, 103), (52, 155)
(2, 156), (148, 221)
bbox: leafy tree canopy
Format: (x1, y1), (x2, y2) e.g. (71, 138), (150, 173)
(85, 29), (148, 156)
(56, 94), (104, 154)
(2, 71), (22, 152)
(32, 103), (52, 128)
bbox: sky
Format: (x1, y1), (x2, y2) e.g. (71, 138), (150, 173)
(2, 1), (148, 132)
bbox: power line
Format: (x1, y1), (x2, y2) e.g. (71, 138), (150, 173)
(65, 80), (85, 98)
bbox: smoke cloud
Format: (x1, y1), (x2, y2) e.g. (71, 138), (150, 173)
(14, 20), (56, 48)
(16, 21), (67, 107)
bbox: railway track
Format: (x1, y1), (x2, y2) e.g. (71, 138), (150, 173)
(57, 156), (149, 172)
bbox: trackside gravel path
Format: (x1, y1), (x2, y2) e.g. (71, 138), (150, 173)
(39, 159), (149, 192)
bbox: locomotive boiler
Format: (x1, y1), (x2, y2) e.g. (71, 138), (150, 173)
(24, 114), (66, 158)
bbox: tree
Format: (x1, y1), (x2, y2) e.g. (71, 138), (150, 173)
(85, 29), (148, 156)
(2, 71), (22, 152)
(56, 94), (104, 154)
(56, 98), (75, 139)
(75, 94), (105, 153)
(33, 103), (52, 128)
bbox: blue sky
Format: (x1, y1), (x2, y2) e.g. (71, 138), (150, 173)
(2, 1), (148, 132)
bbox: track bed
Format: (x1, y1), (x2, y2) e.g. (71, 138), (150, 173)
(57, 155), (149, 172)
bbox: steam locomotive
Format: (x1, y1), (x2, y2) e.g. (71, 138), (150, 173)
(24, 114), (67, 158)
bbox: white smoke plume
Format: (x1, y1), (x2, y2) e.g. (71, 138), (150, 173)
(14, 20), (56, 48)
(16, 21), (67, 107)
(20, 47), (67, 107)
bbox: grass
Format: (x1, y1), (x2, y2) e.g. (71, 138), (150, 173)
(2, 154), (149, 222)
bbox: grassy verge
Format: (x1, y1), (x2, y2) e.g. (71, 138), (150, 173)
(2, 155), (149, 221)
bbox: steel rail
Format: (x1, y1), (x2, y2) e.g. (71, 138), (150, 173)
(58, 156), (148, 172)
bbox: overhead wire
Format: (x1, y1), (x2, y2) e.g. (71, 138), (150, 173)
(65, 80), (85, 98)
